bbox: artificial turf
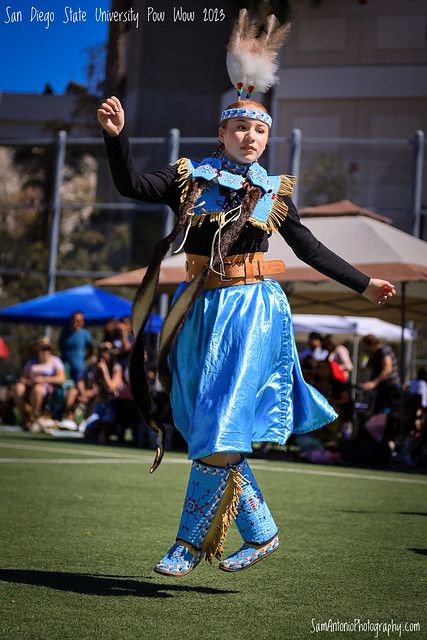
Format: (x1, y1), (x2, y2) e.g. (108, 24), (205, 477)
(0, 429), (426, 640)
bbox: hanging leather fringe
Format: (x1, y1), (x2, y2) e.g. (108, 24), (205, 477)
(201, 468), (247, 563)
(129, 236), (177, 474)
(157, 272), (204, 394)
(190, 213), (208, 227)
(129, 179), (207, 473)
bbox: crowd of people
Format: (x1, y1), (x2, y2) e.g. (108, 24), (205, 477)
(297, 331), (426, 467)
(1, 313), (426, 467)
(6, 312), (154, 446)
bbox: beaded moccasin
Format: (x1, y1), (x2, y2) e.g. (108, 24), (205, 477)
(219, 458), (279, 572)
(219, 535), (279, 572)
(154, 542), (202, 577)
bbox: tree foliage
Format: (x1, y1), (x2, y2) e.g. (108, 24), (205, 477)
(301, 153), (357, 206)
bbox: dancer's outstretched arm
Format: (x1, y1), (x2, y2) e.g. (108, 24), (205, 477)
(278, 196), (396, 305)
(98, 95), (179, 209)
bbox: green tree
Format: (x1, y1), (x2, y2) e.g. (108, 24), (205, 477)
(301, 153), (357, 206)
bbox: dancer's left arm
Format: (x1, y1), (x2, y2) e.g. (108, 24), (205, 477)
(278, 196), (396, 305)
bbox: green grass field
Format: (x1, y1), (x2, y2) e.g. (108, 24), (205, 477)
(0, 429), (426, 640)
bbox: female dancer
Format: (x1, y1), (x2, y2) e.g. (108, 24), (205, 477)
(98, 12), (395, 576)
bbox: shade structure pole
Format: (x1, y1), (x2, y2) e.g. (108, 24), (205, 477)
(404, 321), (415, 380)
(411, 130), (424, 239)
(350, 332), (359, 401)
(45, 130), (67, 338)
(288, 128), (302, 207)
(400, 281), (406, 385)
(399, 281), (407, 440)
(47, 130), (67, 296)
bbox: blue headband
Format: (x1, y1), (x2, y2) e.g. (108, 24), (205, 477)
(221, 107), (272, 128)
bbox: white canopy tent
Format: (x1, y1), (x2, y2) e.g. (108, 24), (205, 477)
(292, 313), (416, 389)
(292, 314), (416, 341)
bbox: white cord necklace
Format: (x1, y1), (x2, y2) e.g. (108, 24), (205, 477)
(209, 204), (242, 279)
(173, 200), (206, 254)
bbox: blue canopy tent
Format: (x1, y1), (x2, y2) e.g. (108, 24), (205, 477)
(0, 285), (163, 332)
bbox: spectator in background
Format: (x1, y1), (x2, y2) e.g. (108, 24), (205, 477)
(12, 338), (65, 426)
(407, 367), (427, 409)
(61, 356), (99, 428)
(114, 316), (135, 368)
(82, 342), (123, 444)
(103, 316), (120, 344)
(322, 334), (354, 382)
(360, 334), (401, 413)
(401, 367), (427, 467)
(299, 332), (329, 363)
(299, 332), (328, 388)
(59, 311), (93, 383)
(321, 335), (354, 439)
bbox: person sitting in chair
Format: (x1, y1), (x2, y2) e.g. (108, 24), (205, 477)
(12, 338), (66, 427)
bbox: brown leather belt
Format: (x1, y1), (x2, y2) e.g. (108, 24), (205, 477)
(185, 252), (286, 289)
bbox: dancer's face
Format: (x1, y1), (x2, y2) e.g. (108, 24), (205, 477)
(219, 118), (269, 164)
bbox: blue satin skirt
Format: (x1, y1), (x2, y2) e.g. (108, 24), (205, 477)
(169, 279), (337, 460)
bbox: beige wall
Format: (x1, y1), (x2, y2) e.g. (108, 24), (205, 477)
(277, 98), (427, 139)
(272, 0), (427, 234)
(283, 0), (427, 67)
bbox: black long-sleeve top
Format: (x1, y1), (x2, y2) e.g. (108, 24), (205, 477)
(103, 130), (370, 294)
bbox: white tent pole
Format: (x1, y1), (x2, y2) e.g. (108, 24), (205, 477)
(405, 320), (415, 380)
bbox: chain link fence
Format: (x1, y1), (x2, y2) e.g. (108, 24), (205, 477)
(0, 129), (425, 377)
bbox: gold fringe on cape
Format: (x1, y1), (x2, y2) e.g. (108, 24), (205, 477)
(174, 157), (192, 204)
(201, 468), (247, 563)
(174, 160), (297, 234)
(248, 174), (297, 232)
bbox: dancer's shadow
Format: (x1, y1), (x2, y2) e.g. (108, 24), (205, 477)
(335, 510), (427, 517)
(0, 569), (238, 598)
(407, 549), (427, 557)
(334, 509), (378, 514)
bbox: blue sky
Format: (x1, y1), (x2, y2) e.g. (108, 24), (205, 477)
(0, 1), (110, 93)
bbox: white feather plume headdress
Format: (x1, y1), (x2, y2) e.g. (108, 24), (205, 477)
(226, 9), (291, 98)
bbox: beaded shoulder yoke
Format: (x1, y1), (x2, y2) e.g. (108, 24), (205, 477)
(174, 156), (296, 234)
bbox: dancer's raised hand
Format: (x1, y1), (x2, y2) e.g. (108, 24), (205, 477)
(362, 278), (396, 305)
(97, 96), (124, 136)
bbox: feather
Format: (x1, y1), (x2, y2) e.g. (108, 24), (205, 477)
(226, 9), (291, 94)
(259, 15), (291, 53)
(264, 19), (291, 55)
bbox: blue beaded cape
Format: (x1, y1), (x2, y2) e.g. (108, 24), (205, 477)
(174, 156), (296, 234)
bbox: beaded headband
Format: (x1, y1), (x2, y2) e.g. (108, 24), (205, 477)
(220, 107), (272, 128)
